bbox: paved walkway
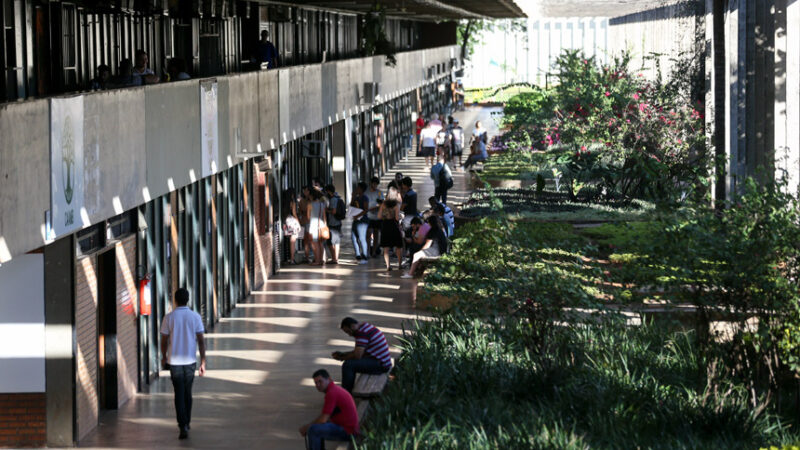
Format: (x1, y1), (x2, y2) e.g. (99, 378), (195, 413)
(77, 106), (501, 449)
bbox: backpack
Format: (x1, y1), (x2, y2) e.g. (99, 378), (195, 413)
(438, 165), (454, 189)
(435, 130), (447, 146)
(333, 196), (346, 221)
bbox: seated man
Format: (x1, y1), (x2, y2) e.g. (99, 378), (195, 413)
(299, 369), (359, 450)
(332, 317), (392, 392)
(404, 216), (427, 257)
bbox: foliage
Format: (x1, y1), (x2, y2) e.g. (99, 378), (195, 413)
(361, 5), (396, 67)
(460, 187), (655, 222)
(495, 49), (709, 204)
(363, 315), (799, 449)
(464, 84), (538, 104)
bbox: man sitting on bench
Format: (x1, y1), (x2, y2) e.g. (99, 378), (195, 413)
(332, 317), (392, 392)
(299, 369), (359, 450)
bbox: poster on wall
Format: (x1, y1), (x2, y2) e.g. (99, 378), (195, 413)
(200, 81), (219, 178)
(50, 96), (84, 238)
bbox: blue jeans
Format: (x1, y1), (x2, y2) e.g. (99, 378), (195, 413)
(169, 363), (196, 428)
(351, 221), (369, 258)
(342, 358), (389, 392)
(306, 422), (351, 450)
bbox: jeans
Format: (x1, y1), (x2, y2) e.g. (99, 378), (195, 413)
(306, 422), (351, 450)
(342, 358), (389, 392)
(351, 221), (369, 258)
(463, 154), (487, 170)
(435, 185), (448, 204)
(169, 363), (196, 428)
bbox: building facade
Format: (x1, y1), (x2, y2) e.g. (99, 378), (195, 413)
(0, 0), (525, 447)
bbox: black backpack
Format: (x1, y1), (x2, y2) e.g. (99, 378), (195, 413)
(333, 195), (346, 221)
(438, 166), (454, 189)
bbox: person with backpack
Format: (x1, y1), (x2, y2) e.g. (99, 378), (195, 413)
(450, 119), (465, 168)
(428, 196), (455, 238)
(401, 215), (448, 279)
(324, 184), (345, 264)
(435, 126), (450, 162)
(430, 155), (453, 204)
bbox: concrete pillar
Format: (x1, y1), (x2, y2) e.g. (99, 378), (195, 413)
(44, 236), (76, 447)
(782, 0), (800, 192)
(331, 120), (348, 202)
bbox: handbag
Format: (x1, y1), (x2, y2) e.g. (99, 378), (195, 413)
(318, 203), (331, 240)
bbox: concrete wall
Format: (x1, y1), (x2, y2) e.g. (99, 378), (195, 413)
(0, 100), (50, 262)
(608, 1), (704, 80)
(0, 254), (45, 392)
(0, 46), (457, 263)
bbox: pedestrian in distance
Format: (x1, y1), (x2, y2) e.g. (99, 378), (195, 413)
(160, 288), (206, 439)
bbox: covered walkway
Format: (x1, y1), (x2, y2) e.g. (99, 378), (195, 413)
(77, 107), (499, 449)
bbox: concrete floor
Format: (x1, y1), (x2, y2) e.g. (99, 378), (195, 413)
(76, 106), (501, 450)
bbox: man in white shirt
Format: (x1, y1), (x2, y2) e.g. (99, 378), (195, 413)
(133, 49), (159, 85)
(418, 122), (439, 167)
(160, 288), (206, 439)
(365, 176), (384, 257)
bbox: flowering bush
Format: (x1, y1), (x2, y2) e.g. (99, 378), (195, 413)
(506, 50), (709, 203)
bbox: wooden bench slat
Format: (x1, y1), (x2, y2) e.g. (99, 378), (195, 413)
(352, 373), (388, 398)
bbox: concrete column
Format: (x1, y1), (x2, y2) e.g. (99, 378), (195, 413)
(44, 236), (76, 447)
(783, 0), (800, 191)
(331, 121), (348, 202)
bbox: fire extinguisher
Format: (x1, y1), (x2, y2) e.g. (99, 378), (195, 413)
(139, 276), (152, 316)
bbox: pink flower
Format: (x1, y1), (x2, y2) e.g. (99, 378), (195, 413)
(581, 145), (587, 151)
(605, 91), (611, 97)
(632, 93), (640, 100)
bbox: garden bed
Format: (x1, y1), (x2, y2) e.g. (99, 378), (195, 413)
(458, 187), (655, 222)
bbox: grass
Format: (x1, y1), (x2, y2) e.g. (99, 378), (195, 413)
(465, 84), (538, 104)
(459, 187), (656, 222)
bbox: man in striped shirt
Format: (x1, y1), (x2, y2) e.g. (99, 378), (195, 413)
(331, 317), (392, 392)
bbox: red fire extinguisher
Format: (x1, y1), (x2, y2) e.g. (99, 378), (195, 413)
(139, 276), (152, 316)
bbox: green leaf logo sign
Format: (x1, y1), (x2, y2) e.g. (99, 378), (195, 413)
(62, 115), (75, 205)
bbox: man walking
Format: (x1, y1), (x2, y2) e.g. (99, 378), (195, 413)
(430, 156), (453, 204)
(160, 288), (206, 439)
(350, 182), (370, 264)
(299, 369), (359, 450)
(324, 184), (343, 264)
(332, 317), (392, 392)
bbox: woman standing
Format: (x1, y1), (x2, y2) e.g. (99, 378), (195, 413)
(306, 189), (327, 266)
(378, 187), (404, 271)
(282, 188), (302, 265)
(298, 186), (312, 263)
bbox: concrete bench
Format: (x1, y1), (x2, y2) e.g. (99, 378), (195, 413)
(352, 372), (389, 398)
(413, 256), (440, 276)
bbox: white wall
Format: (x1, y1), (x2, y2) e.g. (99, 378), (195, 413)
(0, 254), (45, 393)
(463, 17), (609, 88)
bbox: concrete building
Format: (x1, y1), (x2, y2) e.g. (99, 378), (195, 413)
(0, 1), (524, 447)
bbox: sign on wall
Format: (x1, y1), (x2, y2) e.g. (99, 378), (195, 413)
(50, 96), (85, 238)
(200, 81), (219, 178)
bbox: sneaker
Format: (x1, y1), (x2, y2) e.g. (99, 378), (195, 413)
(179, 426), (188, 439)
(359, 259), (368, 265)
(401, 273), (413, 279)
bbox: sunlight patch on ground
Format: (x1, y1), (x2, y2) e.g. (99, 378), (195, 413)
(251, 290), (334, 299)
(220, 316), (311, 328)
(368, 283), (401, 290)
(204, 332), (298, 344)
(360, 295), (395, 302)
(313, 357), (342, 367)
(206, 349), (284, 364)
(266, 279), (344, 287)
(278, 268), (353, 276)
(200, 369), (270, 385)
(350, 308), (432, 321)
(237, 302), (322, 312)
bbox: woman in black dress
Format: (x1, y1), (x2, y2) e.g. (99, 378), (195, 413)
(379, 187), (404, 271)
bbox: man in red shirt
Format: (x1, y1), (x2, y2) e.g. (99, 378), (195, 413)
(415, 110), (425, 154)
(299, 369), (359, 450)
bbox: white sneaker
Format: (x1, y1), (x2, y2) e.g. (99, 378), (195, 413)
(401, 273), (413, 279)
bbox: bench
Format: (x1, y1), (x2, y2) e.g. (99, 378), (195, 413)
(413, 256), (440, 277)
(352, 372), (389, 398)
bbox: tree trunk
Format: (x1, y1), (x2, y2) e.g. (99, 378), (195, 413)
(460, 20), (475, 62)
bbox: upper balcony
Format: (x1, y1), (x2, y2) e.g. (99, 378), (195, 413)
(0, 44), (458, 264)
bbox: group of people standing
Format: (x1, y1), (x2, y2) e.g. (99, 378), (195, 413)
(283, 180), (346, 266)
(416, 112), (489, 175)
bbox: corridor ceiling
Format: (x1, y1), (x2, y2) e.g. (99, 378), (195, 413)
(287, 0), (674, 19)
(288, 0), (527, 20)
